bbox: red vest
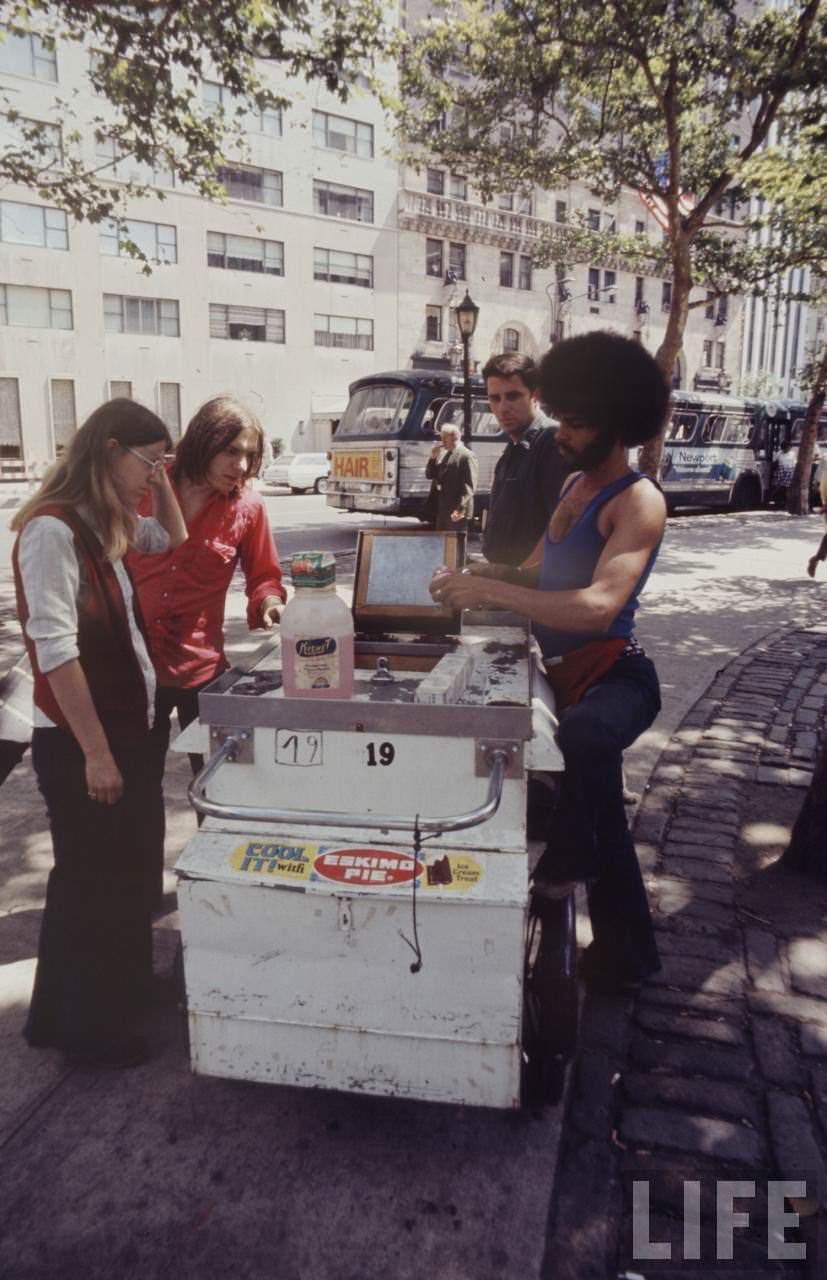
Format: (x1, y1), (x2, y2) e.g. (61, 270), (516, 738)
(13, 504), (150, 741)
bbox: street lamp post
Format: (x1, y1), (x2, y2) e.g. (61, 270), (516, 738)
(455, 291), (479, 448)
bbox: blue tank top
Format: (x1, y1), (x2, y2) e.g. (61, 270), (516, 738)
(533, 471), (661, 659)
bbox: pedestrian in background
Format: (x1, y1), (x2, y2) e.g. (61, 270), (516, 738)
(11, 400), (187, 1067)
(807, 470), (827, 577)
(479, 353), (569, 568)
(425, 423), (476, 531)
(128, 396), (286, 904)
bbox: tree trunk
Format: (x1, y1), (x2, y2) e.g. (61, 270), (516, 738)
(786, 341), (827, 515)
(638, 232), (692, 479)
(782, 731), (827, 874)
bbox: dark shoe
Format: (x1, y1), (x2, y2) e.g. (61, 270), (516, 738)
(65, 1033), (150, 1069)
(578, 943), (658, 995)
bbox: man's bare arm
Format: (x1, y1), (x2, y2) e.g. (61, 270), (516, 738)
(434, 483), (665, 631)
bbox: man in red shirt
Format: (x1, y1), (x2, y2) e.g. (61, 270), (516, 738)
(129, 395), (286, 904)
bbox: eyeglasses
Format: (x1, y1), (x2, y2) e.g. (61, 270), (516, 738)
(125, 445), (165, 475)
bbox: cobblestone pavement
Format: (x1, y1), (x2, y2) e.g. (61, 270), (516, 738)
(546, 609), (827, 1280)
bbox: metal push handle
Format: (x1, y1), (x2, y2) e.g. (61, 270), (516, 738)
(188, 733), (508, 836)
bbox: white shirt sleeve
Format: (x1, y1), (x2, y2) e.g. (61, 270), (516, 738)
(134, 515), (171, 554)
(18, 516), (81, 674)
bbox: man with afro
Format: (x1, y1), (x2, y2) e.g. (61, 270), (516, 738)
(432, 331), (669, 993)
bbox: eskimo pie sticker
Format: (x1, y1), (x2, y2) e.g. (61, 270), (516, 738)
(313, 849), (423, 887)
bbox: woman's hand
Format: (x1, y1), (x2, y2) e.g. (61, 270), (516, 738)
(260, 595), (283, 628)
(85, 748), (124, 805)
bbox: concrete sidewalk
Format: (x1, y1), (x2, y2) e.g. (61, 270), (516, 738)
(0, 510), (825, 1278)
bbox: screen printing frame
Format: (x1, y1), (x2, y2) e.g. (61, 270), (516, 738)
(352, 528), (464, 635)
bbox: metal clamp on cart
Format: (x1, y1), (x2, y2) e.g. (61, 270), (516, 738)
(173, 529), (577, 1110)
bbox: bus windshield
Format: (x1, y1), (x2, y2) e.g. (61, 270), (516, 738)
(336, 385), (415, 437)
(435, 399), (502, 437)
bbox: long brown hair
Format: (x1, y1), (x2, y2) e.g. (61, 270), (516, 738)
(11, 399), (171, 560)
(172, 396), (265, 487)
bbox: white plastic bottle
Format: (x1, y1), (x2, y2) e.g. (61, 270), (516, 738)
(280, 551), (354, 699)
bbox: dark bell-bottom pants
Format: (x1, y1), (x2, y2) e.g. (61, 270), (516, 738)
(556, 652), (662, 982)
(25, 727), (158, 1052)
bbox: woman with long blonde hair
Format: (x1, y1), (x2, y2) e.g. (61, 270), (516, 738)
(12, 399), (187, 1068)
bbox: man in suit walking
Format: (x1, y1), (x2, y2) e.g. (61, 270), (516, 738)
(425, 423), (477, 531)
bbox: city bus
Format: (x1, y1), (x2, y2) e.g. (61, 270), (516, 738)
(659, 392), (825, 511)
(768, 399), (827, 508)
(326, 369), (509, 521)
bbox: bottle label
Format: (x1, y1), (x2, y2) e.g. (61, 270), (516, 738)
(294, 636), (339, 690)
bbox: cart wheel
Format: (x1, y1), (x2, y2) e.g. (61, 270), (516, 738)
(521, 891), (578, 1108)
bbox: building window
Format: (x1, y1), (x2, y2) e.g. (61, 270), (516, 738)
(0, 283), (72, 329)
(449, 173), (467, 200)
(503, 327), (520, 352)
(159, 383), (182, 438)
(50, 379), (76, 456)
(312, 110), (374, 158)
(426, 238), (444, 278)
(0, 200), (67, 249)
(517, 192), (533, 215)
(661, 281), (672, 312)
(0, 377), (22, 460)
(207, 231), (284, 275)
(497, 192), (514, 212)
(703, 339), (714, 366)
(109, 380), (132, 399)
(209, 304), (285, 343)
(2, 115), (62, 166)
(635, 277), (646, 309)
(217, 164), (282, 207)
(100, 218), (177, 264)
(314, 314), (374, 351)
(426, 305), (442, 342)
(448, 242), (466, 280)
(426, 167), (445, 195)
(103, 294), (179, 336)
(602, 212), (617, 233)
(602, 269), (616, 303)
(313, 247), (373, 288)
(313, 180), (373, 223)
(203, 81), (282, 135)
(705, 290), (715, 320)
(717, 296), (729, 325)
(555, 201), (567, 223)
(587, 267), (601, 301)
(518, 255), (532, 290)
(635, 219), (645, 235)
(499, 251), (514, 288)
(95, 137), (173, 188)
(716, 340), (726, 370)
(0, 28), (57, 81)
(587, 208), (601, 231)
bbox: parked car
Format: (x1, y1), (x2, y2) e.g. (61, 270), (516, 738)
(262, 452), (330, 494)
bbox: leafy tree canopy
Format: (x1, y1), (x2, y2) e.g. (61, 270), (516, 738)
(0, 0), (387, 231)
(394, 0), (827, 471)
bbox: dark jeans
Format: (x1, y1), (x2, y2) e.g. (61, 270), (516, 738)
(146, 684), (207, 906)
(25, 728), (158, 1052)
(556, 652), (662, 981)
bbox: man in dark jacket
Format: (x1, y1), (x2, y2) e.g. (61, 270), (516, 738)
(425, 423), (476, 530)
(481, 353), (568, 566)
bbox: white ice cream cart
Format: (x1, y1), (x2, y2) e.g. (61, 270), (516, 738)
(174, 530), (577, 1110)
